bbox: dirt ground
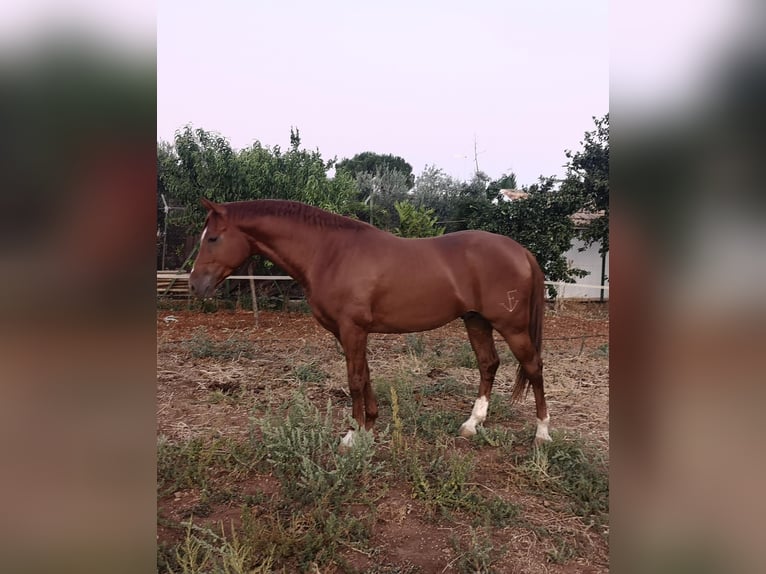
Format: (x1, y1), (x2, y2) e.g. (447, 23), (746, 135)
(157, 301), (609, 573)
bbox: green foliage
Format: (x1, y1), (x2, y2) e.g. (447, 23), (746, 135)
(454, 341), (478, 369)
(520, 434), (609, 530)
(292, 361), (328, 383)
(157, 434), (260, 497)
(410, 164), (467, 231)
(258, 391), (380, 506)
(393, 201), (445, 238)
(184, 327), (255, 360)
(449, 527), (505, 574)
(354, 167), (412, 228)
(565, 113), (609, 255)
(466, 176), (588, 283)
(407, 444), (478, 516)
(403, 333), (426, 356)
(336, 151), (414, 187)
(158, 126), (360, 237)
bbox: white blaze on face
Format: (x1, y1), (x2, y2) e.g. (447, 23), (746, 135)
(459, 396), (489, 437)
(535, 414), (552, 442)
(191, 227), (208, 274)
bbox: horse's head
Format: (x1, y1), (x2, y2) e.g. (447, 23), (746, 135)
(189, 198), (252, 298)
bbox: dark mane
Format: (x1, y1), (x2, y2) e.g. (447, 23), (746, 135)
(228, 200), (372, 231)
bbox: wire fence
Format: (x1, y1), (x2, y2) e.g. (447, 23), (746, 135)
(157, 272), (609, 300)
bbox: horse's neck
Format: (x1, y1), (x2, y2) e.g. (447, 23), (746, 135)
(239, 215), (321, 287)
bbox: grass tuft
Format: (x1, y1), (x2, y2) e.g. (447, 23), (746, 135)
(184, 327), (256, 360)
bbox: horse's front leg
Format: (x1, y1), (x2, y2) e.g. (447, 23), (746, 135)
(339, 324), (370, 449)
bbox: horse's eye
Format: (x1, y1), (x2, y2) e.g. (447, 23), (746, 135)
(208, 236), (218, 243)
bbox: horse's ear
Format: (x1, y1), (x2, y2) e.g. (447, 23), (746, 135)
(201, 197), (226, 218)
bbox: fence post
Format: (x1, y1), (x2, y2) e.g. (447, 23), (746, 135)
(248, 261), (259, 327)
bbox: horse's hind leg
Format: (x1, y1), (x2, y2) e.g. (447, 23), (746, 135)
(458, 313), (500, 438)
(501, 329), (551, 445)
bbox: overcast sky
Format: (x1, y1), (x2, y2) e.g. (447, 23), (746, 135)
(158, 0), (608, 185)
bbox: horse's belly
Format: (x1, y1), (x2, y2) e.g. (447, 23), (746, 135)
(369, 294), (467, 334)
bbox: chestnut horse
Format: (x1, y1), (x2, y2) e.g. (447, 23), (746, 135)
(189, 199), (551, 447)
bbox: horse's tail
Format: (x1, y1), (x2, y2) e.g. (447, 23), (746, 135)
(511, 252), (544, 404)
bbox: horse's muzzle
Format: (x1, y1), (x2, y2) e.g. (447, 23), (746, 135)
(189, 272), (218, 299)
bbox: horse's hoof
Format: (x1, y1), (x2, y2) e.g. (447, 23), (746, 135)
(458, 423), (476, 439)
(338, 430), (355, 454)
(533, 435), (553, 447)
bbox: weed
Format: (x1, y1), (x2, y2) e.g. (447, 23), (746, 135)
(157, 434), (261, 497)
(157, 435), (215, 495)
(292, 361), (328, 383)
(487, 393), (517, 423)
(258, 391), (381, 506)
(166, 519), (275, 574)
(420, 376), (467, 397)
(483, 496), (522, 528)
(546, 536), (578, 564)
(390, 385), (405, 456)
(454, 342), (478, 369)
(407, 444), (479, 517)
(184, 327), (255, 360)
(404, 333), (426, 356)
(449, 527), (504, 574)
(365, 564), (421, 574)
(521, 434), (609, 530)
(414, 410), (465, 440)
(473, 425), (517, 451)
(375, 377), (418, 425)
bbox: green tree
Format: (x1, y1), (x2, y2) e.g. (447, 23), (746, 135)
(336, 151), (415, 188)
(354, 167), (412, 229)
(410, 165), (466, 230)
(158, 126), (246, 234)
(392, 201), (445, 238)
(466, 177), (586, 284)
(565, 114), (609, 255)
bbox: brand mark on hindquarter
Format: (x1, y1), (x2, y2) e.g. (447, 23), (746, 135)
(501, 289), (519, 313)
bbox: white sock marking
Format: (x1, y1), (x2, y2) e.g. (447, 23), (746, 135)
(459, 396), (489, 436)
(535, 415), (552, 442)
(341, 430), (355, 448)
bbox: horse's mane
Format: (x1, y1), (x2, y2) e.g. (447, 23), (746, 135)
(229, 200), (372, 231)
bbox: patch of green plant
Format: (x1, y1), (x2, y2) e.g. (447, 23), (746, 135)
(407, 443), (480, 517)
(241, 485), (375, 571)
(472, 425), (517, 451)
(375, 377), (418, 424)
(449, 527), (505, 574)
(482, 496), (522, 528)
(184, 327), (256, 360)
(404, 333), (426, 357)
(546, 536), (578, 564)
(520, 434), (609, 529)
(419, 376), (467, 397)
(453, 342), (478, 369)
(365, 563), (422, 574)
(157, 434), (262, 497)
(258, 391), (382, 507)
(487, 393), (517, 423)
(164, 519), (277, 574)
(413, 410), (465, 440)
(292, 361), (328, 383)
